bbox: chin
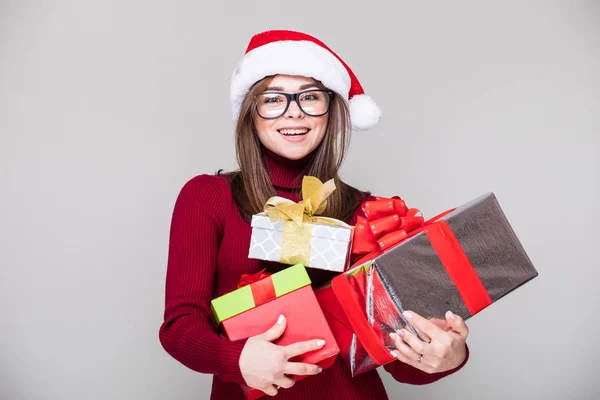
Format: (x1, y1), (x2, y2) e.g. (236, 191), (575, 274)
(278, 150), (310, 160)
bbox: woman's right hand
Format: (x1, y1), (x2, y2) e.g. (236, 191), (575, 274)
(238, 314), (325, 396)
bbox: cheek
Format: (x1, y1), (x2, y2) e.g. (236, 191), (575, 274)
(314, 117), (328, 140)
(253, 116), (264, 133)
(253, 117), (274, 141)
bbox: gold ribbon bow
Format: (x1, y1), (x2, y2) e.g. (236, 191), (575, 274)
(263, 176), (349, 266)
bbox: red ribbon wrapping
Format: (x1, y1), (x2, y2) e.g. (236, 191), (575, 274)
(425, 221), (493, 315)
(351, 196), (426, 264)
(237, 269), (277, 307)
(332, 197), (493, 367)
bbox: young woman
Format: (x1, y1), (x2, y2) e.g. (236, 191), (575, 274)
(159, 30), (470, 399)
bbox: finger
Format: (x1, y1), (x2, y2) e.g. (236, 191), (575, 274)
(283, 362), (322, 376)
(411, 326), (432, 344)
(391, 348), (432, 373)
(390, 338), (431, 372)
(445, 311), (469, 338)
(430, 317), (451, 332)
(262, 385), (278, 397)
(390, 347), (417, 366)
(390, 332), (421, 361)
(256, 314), (287, 342)
(403, 311), (444, 342)
(274, 375), (295, 389)
(284, 338), (326, 359)
(396, 328), (431, 355)
(390, 331), (421, 363)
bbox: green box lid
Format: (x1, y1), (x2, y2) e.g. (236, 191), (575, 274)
(210, 263), (311, 325)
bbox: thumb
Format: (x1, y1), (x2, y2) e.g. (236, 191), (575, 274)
(257, 314), (287, 342)
(445, 311), (469, 338)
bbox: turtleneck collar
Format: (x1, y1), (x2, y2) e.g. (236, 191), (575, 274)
(262, 146), (316, 190)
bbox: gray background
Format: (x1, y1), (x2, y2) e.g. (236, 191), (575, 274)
(1, 1), (598, 399)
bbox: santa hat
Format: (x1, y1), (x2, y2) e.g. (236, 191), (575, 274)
(230, 30), (381, 131)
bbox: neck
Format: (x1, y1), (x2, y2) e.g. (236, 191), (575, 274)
(262, 147), (315, 189)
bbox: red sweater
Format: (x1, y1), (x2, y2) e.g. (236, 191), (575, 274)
(159, 150), (468, 399)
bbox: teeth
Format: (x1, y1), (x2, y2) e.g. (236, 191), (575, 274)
(279, 128), (309, 135)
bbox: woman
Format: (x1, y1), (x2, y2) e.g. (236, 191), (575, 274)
(159, 30), (469, 399)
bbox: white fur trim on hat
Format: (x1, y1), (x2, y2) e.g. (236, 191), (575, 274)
(230, 40), (351, 122)
(349, 94), (381, 131)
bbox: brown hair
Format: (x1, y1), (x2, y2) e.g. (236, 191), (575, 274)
(223, 75), (368, 223)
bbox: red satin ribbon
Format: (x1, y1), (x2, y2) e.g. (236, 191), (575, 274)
(424, 222), (492, 314)
(351, 196), (425, 265)
(331, 274), (396, 366)
(238, 269), (277, 307)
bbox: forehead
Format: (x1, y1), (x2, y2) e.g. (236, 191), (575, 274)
(266, 74), (319, 90)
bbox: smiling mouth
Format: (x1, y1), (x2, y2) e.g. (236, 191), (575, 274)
(277, 128), (310, 136)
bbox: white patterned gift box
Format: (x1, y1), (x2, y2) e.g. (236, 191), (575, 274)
(248, 212), (354, 272)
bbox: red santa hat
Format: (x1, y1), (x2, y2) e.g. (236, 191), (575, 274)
(230, 30), (381, 131)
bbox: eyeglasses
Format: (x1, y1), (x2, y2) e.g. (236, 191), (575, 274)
(256, 89), (334, 119)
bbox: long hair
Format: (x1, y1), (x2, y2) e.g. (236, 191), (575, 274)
(225, 75), (367, 223)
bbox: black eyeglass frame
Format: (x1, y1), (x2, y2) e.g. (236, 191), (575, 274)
(255, 89), (335, 119)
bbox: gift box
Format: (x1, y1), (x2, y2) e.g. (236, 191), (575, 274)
(315, 192), (539, 376)
(211, 264), (340, 399)
(248, 176), (354, 272)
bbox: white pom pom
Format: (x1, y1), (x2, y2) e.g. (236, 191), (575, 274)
(348, 94), (381, 131)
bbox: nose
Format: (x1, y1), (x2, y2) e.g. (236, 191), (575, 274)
(285, 99), (304, 119)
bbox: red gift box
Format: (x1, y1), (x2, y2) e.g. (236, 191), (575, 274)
(211, 264), (339, 399)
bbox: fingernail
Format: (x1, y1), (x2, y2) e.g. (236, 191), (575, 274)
(277, 315), (285, 324)
(404, 311), (413, 319)
(390, 350), (398, 357)
(390, 332), (397, 340)
(397, 329), (406, 338)
(447, 311), (455, 320)
(317, 367), (323, 373)
(316, 339), (326, 347)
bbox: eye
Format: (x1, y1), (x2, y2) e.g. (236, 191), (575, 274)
(262, 94), (285, 104)
(302, 92), (321, 101)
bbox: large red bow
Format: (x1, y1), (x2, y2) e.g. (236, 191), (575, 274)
(352, 196), (425, 257)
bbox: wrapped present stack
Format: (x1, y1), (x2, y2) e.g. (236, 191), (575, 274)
(211, 263), (339, 399)
(316, 192), (539, 376)
(248, 176), (354, 272)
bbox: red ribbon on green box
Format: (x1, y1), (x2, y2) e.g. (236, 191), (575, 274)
(211, 263), (311, 325)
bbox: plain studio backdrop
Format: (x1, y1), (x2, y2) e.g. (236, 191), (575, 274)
(1, 1), (598, 399)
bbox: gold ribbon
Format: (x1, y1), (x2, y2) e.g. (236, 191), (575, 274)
(264, 176), (350, 266)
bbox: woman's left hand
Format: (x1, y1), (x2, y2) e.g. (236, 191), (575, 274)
(389, 310), (469, 373)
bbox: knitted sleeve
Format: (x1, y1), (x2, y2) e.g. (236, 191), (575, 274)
(159, 174), (248, 385)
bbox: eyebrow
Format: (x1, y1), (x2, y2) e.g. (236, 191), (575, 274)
(264, 83), (320, 91)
